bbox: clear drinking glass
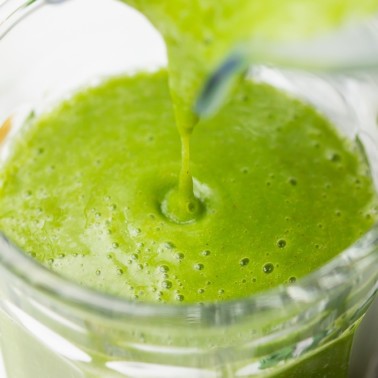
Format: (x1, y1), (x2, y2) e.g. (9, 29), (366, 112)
(0, 1), (377, 377)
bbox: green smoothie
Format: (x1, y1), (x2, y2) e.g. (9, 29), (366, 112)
(0, 2), (378, 378)
(0, 71), (376, 303)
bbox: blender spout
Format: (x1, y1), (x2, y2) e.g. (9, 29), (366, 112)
(196, 13), (378, 118)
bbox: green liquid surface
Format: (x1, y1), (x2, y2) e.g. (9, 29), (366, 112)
(0, 71), (376, 303)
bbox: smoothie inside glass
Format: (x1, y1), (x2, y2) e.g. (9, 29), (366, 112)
(0, 0), (377, 377)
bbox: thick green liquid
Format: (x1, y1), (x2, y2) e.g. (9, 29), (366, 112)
(0, 71), (376, 303)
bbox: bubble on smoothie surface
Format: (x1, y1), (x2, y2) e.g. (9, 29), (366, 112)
(263, 263), (274, 274)
(289, 178), (297, 186)
(277, 239), (286, 248)
(175, 294), (184, 302)
(240, 257), (250, 266)
(175, 252), (185, 261)
(162, 280), (172, 289)
(159, 265), (169, 273)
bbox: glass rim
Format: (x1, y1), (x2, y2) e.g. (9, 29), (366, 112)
(0, 222), (377, 323)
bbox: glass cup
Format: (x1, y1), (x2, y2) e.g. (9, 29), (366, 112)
(0, 1), (377, 377)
